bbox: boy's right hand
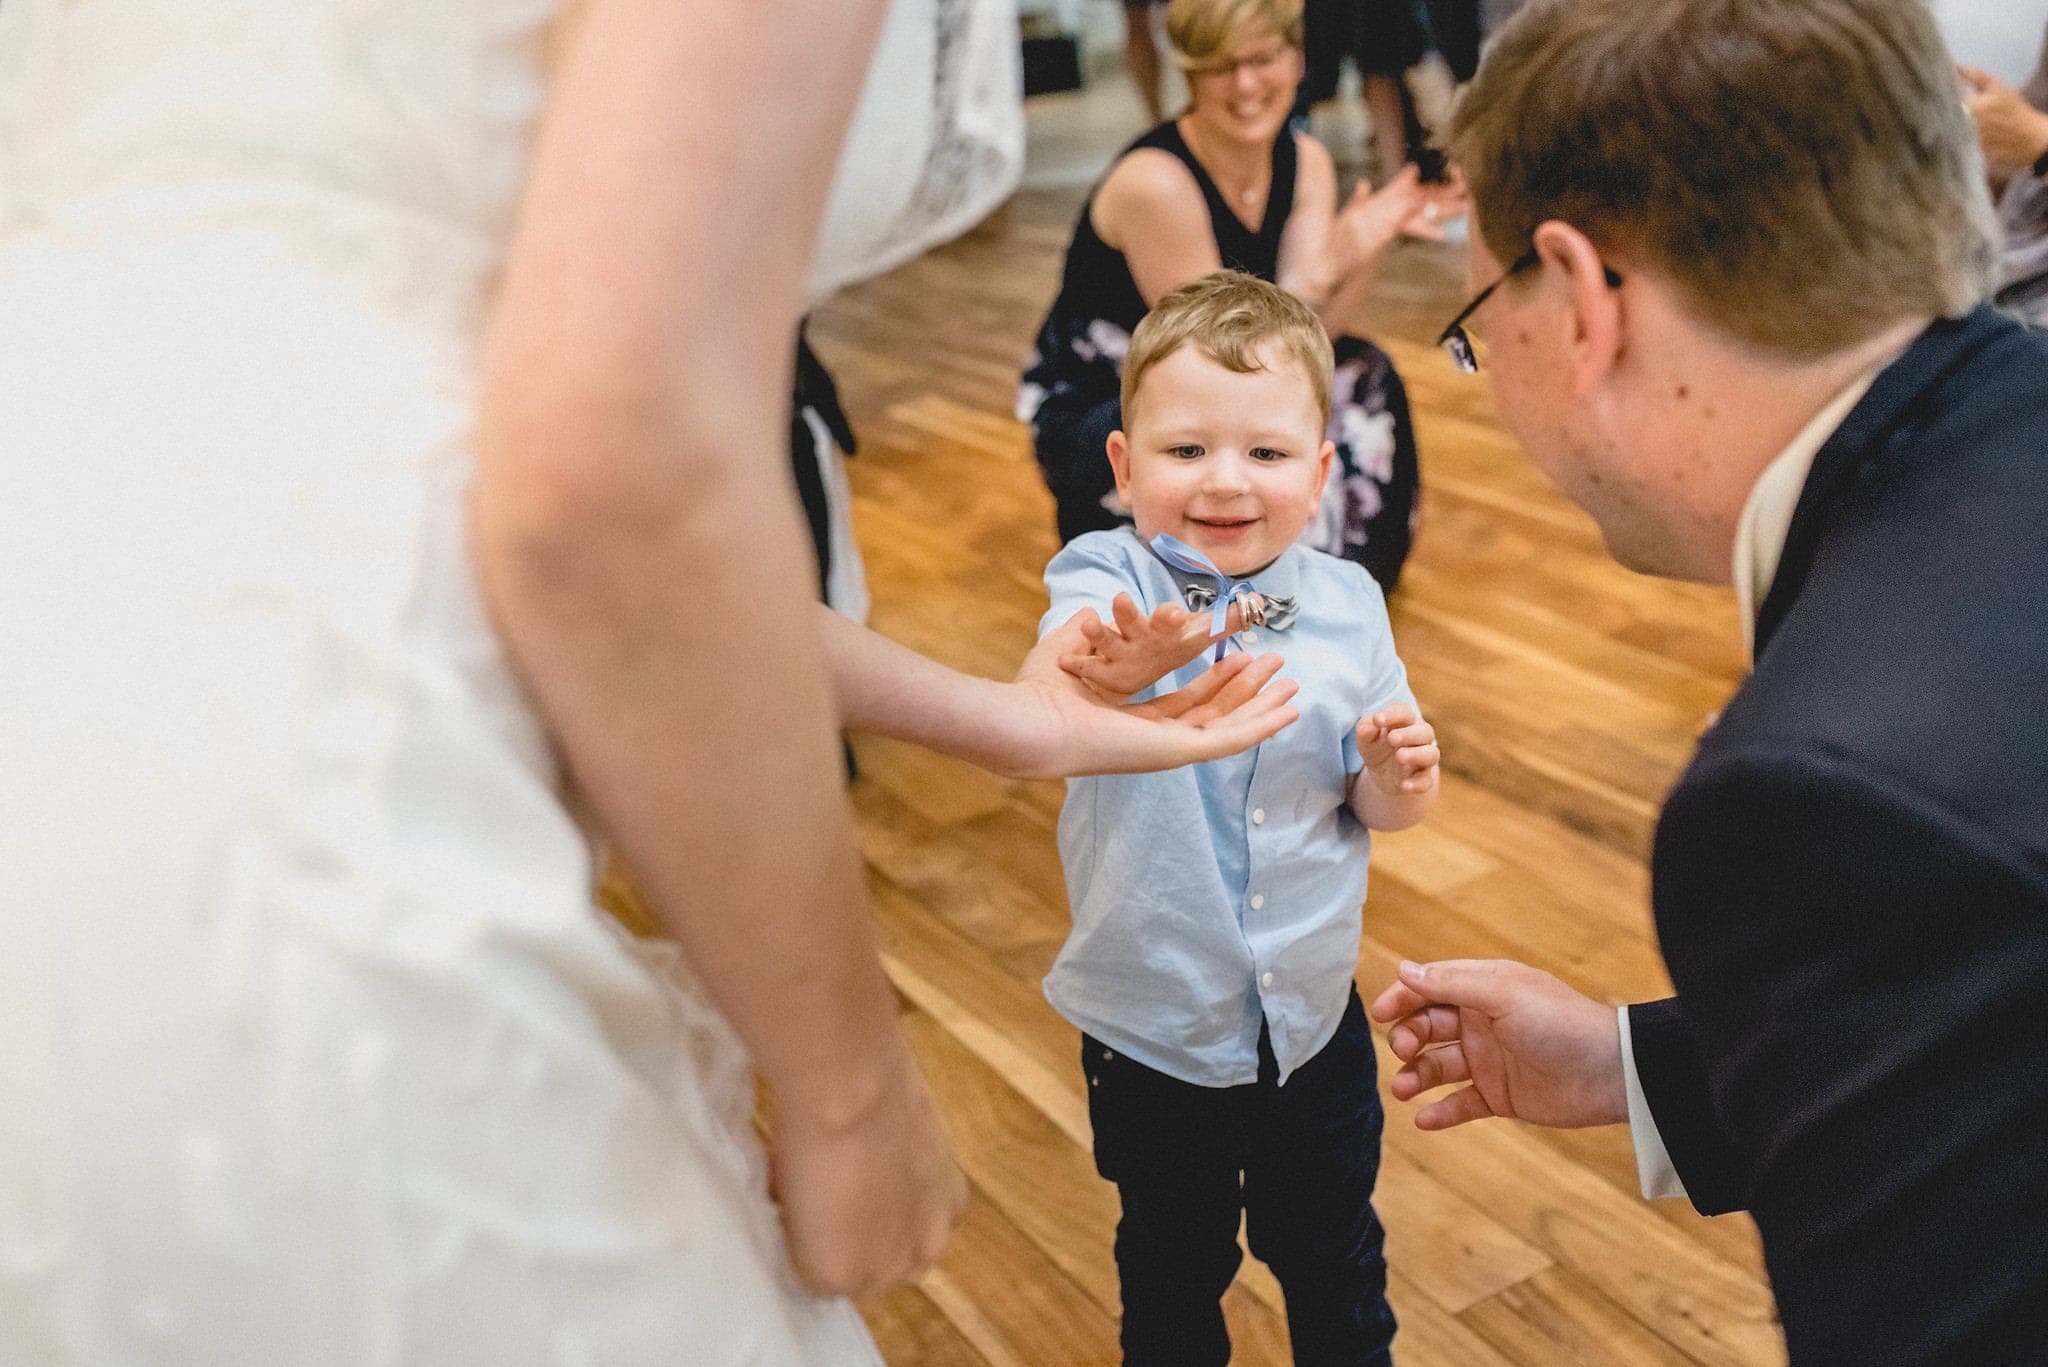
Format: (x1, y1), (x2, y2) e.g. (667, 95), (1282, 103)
(1059, 591), (1245, 701)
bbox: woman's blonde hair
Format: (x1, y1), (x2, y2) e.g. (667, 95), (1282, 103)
(1446, 0), (2001, 358)
(1165, 0), (1303, 71)
(1120, 270), (1332, 427)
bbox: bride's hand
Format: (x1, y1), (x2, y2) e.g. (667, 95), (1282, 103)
(770, 1046), (966, 1298)
(986, 612), (1300, 778)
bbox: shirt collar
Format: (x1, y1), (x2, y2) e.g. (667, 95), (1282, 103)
(1730, 372), (1876, 660)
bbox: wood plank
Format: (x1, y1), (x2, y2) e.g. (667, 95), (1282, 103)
(1459, 1267), (1704, 1367)
(1379, 1147), (1554, 1314)
(914, 1188), (1120, 1366)
(861, 1282), (989, 1367)
(1373, 1056), (1783, 1364)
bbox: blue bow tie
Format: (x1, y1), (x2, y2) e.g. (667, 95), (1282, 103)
(1149, 533), (1300, 660)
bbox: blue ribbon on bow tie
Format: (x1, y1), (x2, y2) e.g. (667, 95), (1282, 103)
(1182, 581), (1300, 632)
(1149, 533), (1268, 662)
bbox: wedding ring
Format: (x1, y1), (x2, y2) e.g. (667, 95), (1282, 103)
(1238, 591), (1268, 629)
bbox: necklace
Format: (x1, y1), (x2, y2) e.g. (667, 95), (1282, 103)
(1206, 157), (1268, 210)
(1178, 119), (1268, 214)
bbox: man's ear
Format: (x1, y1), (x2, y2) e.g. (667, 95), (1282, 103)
(1106, 429), (1134, 507)
(1532, 219), (1623, 397)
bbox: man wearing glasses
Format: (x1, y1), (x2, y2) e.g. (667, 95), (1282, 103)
(1370, 0), (2048, 1361)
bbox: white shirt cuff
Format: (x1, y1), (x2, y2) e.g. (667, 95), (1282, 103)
(1618, 1005), (1689, 1201)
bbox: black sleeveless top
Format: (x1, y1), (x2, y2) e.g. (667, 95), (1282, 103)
(1017, 119), (1299, 424)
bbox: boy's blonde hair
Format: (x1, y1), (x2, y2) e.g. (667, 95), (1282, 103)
(1166, 0), (1304, 71)
(1121, 271), (1333, 427)
(1445, 0), (2000, 359)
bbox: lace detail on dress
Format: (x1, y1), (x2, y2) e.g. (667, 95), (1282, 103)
(894, 0), (1023, 267)
(807, 0), (1022, 301)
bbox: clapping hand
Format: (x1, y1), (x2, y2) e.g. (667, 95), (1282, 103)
(1959, 64), (2048, 175)
(1058, 591), (1246, 701)
(1338, 164), (1456, 259)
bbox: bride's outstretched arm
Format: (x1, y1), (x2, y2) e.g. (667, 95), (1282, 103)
(470, 0), (958, 1299)
(820, 605), (1300, 778)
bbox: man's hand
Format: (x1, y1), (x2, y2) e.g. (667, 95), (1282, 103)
(770, 1046), (966, 1297)
(1368, 959), (1630, 1131)
(1960, 64), (2048, 174)
(1059, 592), (1244, 701)
(1354, 703), (1440, 797)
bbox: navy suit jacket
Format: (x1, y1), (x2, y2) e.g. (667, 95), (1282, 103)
(1627, 307), (2048, 1363)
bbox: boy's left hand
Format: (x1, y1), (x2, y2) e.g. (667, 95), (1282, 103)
(1355, 704), (1440, 796)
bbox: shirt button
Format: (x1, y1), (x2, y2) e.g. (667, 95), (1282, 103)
(1250, 893), (1265, 910)
(1261, 971), (1274, 989)
(1251, 808), (1265, 824)
(1242, 630), (1259, 643)
(1102, 1048), (1114, 1061)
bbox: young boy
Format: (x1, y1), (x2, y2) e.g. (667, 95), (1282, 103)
(1041, 271), (1438, 1366)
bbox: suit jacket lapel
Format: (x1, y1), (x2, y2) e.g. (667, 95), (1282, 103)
(1753, 307), (2018, 658)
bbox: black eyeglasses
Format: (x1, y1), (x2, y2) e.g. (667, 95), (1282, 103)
(1436, 247), (1623, 373)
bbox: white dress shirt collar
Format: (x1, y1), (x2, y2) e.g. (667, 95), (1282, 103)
(1730, 372), (1878, 657)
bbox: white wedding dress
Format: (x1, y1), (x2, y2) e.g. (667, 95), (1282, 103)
(0, 1), (1018, 1362)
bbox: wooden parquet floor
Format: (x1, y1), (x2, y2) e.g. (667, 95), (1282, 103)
(633, 76), (1784, 1364)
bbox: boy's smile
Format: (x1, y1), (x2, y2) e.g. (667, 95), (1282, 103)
(1108, 341), (1333, 578)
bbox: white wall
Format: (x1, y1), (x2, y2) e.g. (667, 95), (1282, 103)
(1933, 0), (2048, 87)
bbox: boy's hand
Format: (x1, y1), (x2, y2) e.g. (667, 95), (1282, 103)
(1354, 704), (1440, 797)
(1060, 592), (1244, 700)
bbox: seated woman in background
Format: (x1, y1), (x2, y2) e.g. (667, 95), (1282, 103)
(1019, 0), (1448, 591)
(1960, 24), (2048, 327)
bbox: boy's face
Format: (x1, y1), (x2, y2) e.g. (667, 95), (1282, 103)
(1108, 341), (1334, 579)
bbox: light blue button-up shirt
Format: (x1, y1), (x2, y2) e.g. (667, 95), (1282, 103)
(1040, 529), (1415, 1086)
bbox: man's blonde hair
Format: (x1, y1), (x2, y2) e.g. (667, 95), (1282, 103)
(1121, 271), (1333, 427)
(1165, 0), (1303, 71)
(1445, 0), (2002, 359)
